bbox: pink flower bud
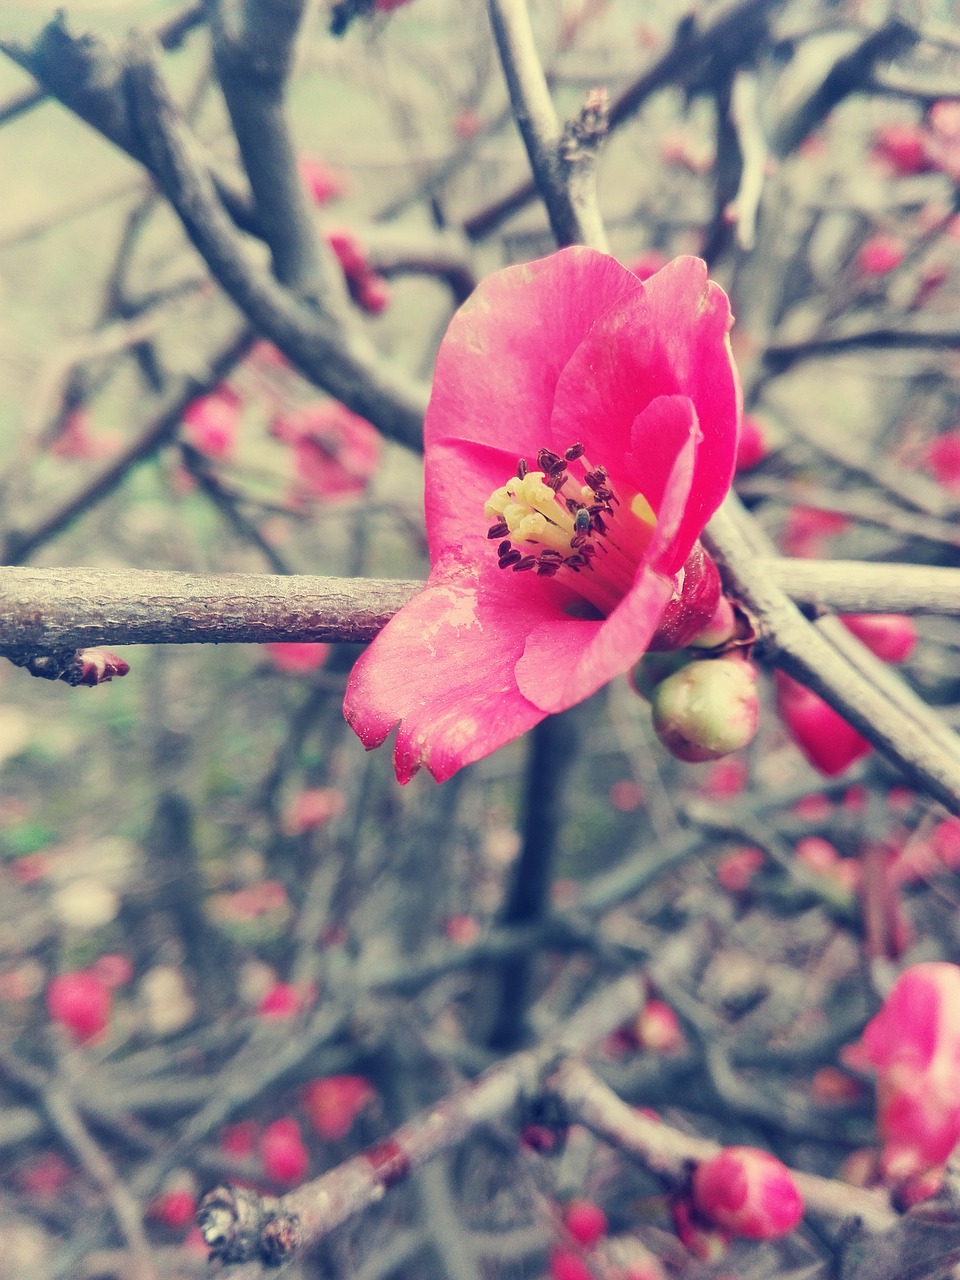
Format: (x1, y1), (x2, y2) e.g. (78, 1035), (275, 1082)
(871, 123), (933, 176)
(182, 386), (242, 459)
(735, 413), (769, 472)
(651, 659), (759, 763)
(47, 970), (112, 1044)
(149, 1189), (197, 1230)
(264, 642), (330, 674)
(924, 430), (960, 491)
(283, 787), (346, 835)
(220, 1121), (257, 1159)
(75, 650), (130, 687)
(782, 505), (849, 558)
(635, 999), (683, 1054)
(327, 229), (368, 277)
(260, 1117), (309, 1184)
(857, 233), (906, 277)
(716, 845), (765, 893)
(692, 1147), (804, 1239)
(549, 1249), (595, 1280)
(355, 273), (392, 315)
(303, 1075), (375, 1141)
(257, 982), (302, 1020)
(775, 673), (871, 776)
(563, 1200), (607, 1248)
(856, 962), (960, 1178)
(298, 156), (345, 205)
(840, 614), (917, 664)
(648, 542), (722, 651)
(627, 249), (670, 281)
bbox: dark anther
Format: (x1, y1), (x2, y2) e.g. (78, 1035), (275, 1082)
(571, 532), (588, 549)
(579, 544), (598, 559)
(512, 555), (537, 572)
(537, 561), (560, 576)
(517, 458), (529, 479)
(539, 549), (564, 562)
(545, 473), (568, 493)
(565, 497), (583, 514)
(499, 549), (522, 568)
(498, 540), (512, 556)
(592, 515), (607, 534)
(584, 467), (607, 490)
(487, 521), (509, 539)
(564, 442), (585, 461)
(537, 448), (563, 472)
(594, 485), (614, 504)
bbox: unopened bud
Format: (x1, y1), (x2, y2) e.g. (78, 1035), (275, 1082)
(74, 650), (130, 687)
(692, 1146), (804, 1239)
(651, 659), (759, 762)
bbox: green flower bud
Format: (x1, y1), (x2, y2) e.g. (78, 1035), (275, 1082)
(651, 659), (759, 762)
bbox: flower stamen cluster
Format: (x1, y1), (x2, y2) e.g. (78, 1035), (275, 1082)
(483, 444), (656, 614)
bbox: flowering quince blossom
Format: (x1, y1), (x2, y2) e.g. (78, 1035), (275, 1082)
(847, 962), (960, 1180)
(344, 249), (740, 782)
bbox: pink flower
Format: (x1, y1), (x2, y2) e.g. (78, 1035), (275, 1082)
(271, 401), (381, 500)
(263, 642), (330, 674)
(692, 1146), (804, 1239)
(857, 233), (906, 277)
(47, 970), (112, 1044)
(181, 386), (242, 458)
(856, 962), (960, 1179)
(923, 430), (960, 491)
(298, 156), (345, 206)
(344, 249), (740, 782)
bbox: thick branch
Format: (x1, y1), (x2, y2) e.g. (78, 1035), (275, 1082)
(0, 567), (420, 651)
(9, 557), (960, 656)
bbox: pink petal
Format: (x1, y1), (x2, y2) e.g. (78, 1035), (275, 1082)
(343, 554), (554, 782)
(424, 247), (642, 464)
(515, 568), (675, 712)
(640, 257), (741, 553)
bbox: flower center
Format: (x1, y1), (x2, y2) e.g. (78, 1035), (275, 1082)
(483, 443), (657, 615)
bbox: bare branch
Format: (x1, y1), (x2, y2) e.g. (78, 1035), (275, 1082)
(487, 0), (608, 251)
(198, 974), (647, 1266)
(0, 566), (420, 652)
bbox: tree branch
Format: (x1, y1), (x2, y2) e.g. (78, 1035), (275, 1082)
(487, 0), (609, 252)
(0, 567), (420, 652)
(705, 499), (960, 817)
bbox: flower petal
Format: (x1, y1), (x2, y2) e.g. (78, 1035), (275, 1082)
(548, 256), (738, 559)
(424, 247), (642, 463)
(515, 567), (675, 713)
(343, 553), (553, 782)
